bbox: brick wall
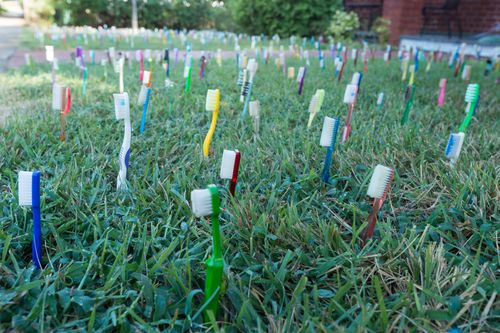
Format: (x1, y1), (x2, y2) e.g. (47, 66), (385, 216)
(346, 0), (500, 44)
(422, 0), (500, 34)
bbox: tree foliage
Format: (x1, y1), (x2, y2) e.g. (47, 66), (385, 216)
(230, 0), (342, 37)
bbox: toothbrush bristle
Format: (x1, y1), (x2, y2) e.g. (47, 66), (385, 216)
(308, 95), (319, 113)
(247, 59), (258, 75)
(367, 165), (394, 199)
(377, 92), (384, 105)
(249, 100), (260, 117)
(191, 188), (213, 217)
(205, 89), (220, 111)
(137, 85), (147, 105)
(18, 171), (33, 206)
(351, 72), (361, 86)
(343, 84), (357, 104)
(445, 132), (465, 159)
(113, 92), (130, 120)
(320, 117), (339, 147)
(315, 90), (325, 112)
(220, 149), (237, 179)
(52, 84), (62, 110)
(464, 84), (479, 102)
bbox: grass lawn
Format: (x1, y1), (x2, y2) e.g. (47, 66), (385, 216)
(0, 45), (499, 332)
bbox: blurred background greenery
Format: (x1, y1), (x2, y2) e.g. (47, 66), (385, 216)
(22, 0), (348, 36)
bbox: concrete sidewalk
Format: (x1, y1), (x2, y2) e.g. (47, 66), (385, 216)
(0, 12), (25, 71)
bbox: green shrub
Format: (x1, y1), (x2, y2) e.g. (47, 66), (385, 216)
(328, 10), (360, 40)
(372, 17), (391, 44)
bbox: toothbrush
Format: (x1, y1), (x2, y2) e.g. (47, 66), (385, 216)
(190, 185), (223, 322)
(287, 67), (295, 79)
(220, 149), (241, 196)
(352, 48), (358, 66)
(437, 79), (446, 108)
(114, 92), (131, 189)
(200, 55), (206, 79)
(319, 117), (340, 183)
(297, 66), (306, 95)
(139, 50), (144, 82)
(203, 89), (221, 157)
(139, 71), (152, 134)
(461, 65), (471, 81)
(384, 45), (391, 64)
(445, 132), (465, 166)
(184, 53), (192, 94)
(82, 67), (88, 97)
(164, 49), (170, 79)
(18, 171), (42, 269)
(249, 100), (260, 140)
(242, 59), (258, 117)
(341, 72), (362, 143)
(53, 84), (71, 141)
(117, 57), (124, 93)
(307, 89), (325, 128)
(459, 84), (480, 132)
(401, 65), (416, 125)
(360, 164), (394, 245)
(377, 92), (385, 111)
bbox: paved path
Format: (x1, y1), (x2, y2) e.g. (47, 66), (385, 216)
(0, 16), (25, 72)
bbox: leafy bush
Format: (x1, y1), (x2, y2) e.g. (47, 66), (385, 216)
(328, 10), (360, 40)
(229, 0), (342, 36)
(372, 17), (391, 44)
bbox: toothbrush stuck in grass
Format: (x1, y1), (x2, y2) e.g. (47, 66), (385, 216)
(319, 117), (340, 183)
(459, 83), (480, 132)
(360, 165), (394, 246)
(190, 185), (223, 322)
(437, 79), (446, 108)
(377, 92), (385, 111)
(184, 52), (193, 94)
(139, 71), (152, 134)
(249, 100), (260, 140)
(297, 66), (306, 95)
(114, 92), (131, 189)
(203, 89), (221, 157)
(307, 89), (325, 128)
(53, 84), (71, 141)
(18, 171), (42, 269)
(242, 59), (258, 117)
(401, 65), (416, 125)
(341, 82), (358, 143)
(445, 132), (465, 166)
(220, 149), (241, 196)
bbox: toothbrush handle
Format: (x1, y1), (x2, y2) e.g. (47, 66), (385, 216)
(242, 81), (253, 117)
(60, 112), (66, 142)
(32, 207), (42, 269)
(185, 67), (192, 93)
(203, 108), (219, 157)
(338, 62), (345, 82)
(321, 147), (334, 183)
(140, 88), (151, 134)
(361, 198), (382, 246)
(229, 151), (241, 196)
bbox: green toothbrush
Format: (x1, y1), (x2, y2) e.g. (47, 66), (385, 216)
(459, 84), (480, 132)
(191, 184), (223, 323)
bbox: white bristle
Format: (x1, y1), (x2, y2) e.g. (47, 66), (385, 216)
(336, 60), (343, 71)
(465, 83), (479, 102)
(439, 79), (446, 88)
(183, 65), (190, 78)
(308, 95), (318, 113)
(205, 89), (219, 111)
(249, 100), (260, 118)
(445, 132), (465, 160)
(18, 171), (33, 206)
(113, 92), (130, 120)
(297, 67), (305, 82)
(45, 45), (54, 62)
(320, 117), (337, 147)
(142, 71), (151, 85)
(377, 92), (384, 106)
(351, 72), (361, 86)
(52, 84), (62, 110)
(137, 85), (147, 105)
(343, 84), (357, 104)
(247, 59), (258, 76)
(367, 164), (394, 199)
(191, 189), (213, 217)
(220, 149), (236, 179)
